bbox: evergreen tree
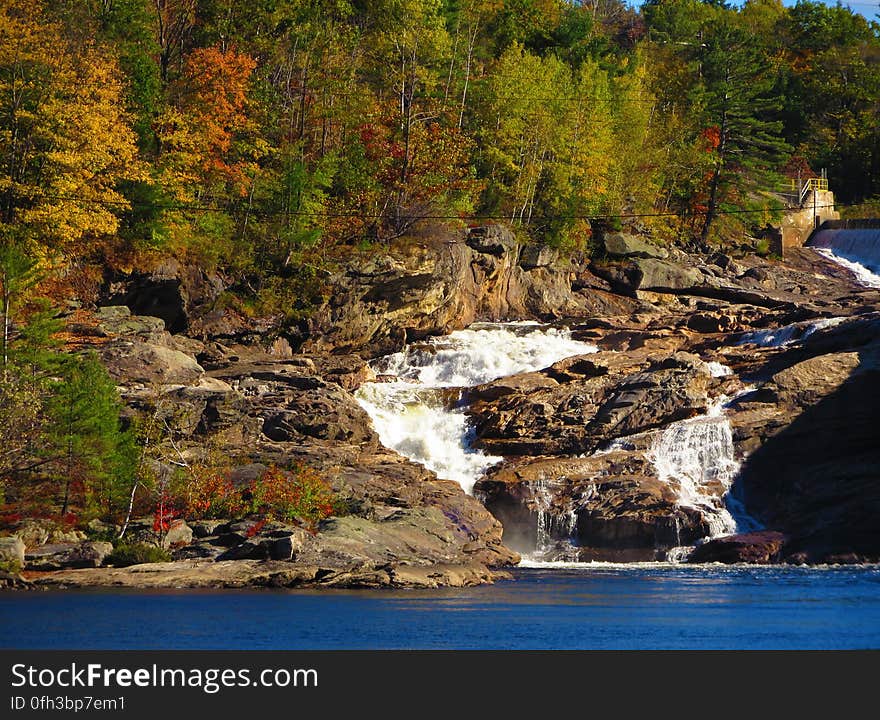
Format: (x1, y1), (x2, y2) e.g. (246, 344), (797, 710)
(690, 16), (789, 241)
(46, 353), (136, 518)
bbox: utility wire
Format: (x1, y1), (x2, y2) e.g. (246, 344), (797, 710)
(33, 192), (852, 222)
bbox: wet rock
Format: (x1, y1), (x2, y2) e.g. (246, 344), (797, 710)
(470, 351), (711, 456)
(688, 531), (787, 564)
(475, 453), (713, 560)
(467, 371), (559, 402)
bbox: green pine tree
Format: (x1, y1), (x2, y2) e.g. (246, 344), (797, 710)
(46, 353), (136, 519)
(692, 16), (790, 242)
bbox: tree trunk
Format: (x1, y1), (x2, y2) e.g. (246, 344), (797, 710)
(700, 109), (728, 243)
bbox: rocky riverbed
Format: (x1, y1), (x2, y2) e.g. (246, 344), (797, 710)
(3, 224), (879, 590)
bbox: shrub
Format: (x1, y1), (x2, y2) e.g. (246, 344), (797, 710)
(755, 237), (770, 256)
(106, 542), (171, 567)
(248, 465), (335, 527)
(179, 467), (246, 520)
(0, 559), (22, 574)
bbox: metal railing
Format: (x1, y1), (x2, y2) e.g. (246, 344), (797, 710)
(794, 177), (829, 207)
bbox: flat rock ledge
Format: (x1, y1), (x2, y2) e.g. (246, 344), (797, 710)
(23, 559), (510, 590)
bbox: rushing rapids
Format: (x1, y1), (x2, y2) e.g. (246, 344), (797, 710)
(355, 323), (597, 494)
(736, 317), (846, 347)
(815, 248), (880, 288)
(358, 324), (763, 563)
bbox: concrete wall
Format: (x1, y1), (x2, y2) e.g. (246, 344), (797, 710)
(781, 190), (840, 249)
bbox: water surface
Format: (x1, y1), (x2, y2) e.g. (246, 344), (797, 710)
(3, 565), (878, 650)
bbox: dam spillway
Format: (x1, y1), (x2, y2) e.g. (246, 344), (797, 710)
(807, 219), (880, 275)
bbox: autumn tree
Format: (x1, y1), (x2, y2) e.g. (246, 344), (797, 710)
(0, 0), (143, 259)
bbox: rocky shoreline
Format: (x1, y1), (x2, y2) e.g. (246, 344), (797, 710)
(3, 224), (879, 590)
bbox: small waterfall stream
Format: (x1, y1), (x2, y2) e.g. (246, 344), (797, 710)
(648, 399), (740, 538)
(736, 317), (846, 347)
(355, 323), (597, 494)
(647, 392), (762, 561)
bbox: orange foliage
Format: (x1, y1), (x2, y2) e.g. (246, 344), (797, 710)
(158, 45), (258, 198)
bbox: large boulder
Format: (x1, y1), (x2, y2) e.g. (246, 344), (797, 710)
(25, 541), (114, 570)
(603, 233), (668, 260)
(519, 244), (559, 270)
(162, 520), (193, 549)
(688, 531), (787, 564)
(100, 338), (205, 386)
(635, 258), (705, 292)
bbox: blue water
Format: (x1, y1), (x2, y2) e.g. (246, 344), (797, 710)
(3, 565), (880, 649)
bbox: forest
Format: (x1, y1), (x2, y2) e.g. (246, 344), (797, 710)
(1, 0), (879, 533)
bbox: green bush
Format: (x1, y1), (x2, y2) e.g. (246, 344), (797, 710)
(755, 238), (771, 256)
(106, 542), (170, 567)
(0, 559), (22, 574)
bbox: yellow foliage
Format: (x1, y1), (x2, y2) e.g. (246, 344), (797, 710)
(0, 0), (144, 254)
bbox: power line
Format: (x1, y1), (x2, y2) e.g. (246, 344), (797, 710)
(34, 192), (850, 222)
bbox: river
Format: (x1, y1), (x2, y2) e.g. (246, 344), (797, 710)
(3, 565), (879, 649)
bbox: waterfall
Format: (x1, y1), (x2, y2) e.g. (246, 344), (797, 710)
(356, 323), (597, 494)
(530, 477), (579, 556)
(533, 478), (553, 554)
(706, 361), (733, 377)
(809, 226), (880, 278)
(648, 398), (759, 540)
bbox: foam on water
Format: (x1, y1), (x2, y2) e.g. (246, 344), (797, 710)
(374, 324), (597, 388)
(356, 324), (597, 494)
(648, 397), (760, 540)
(706, 361), (733, 377)
(816, 248), (880, 288)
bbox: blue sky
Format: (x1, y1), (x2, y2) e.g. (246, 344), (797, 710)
(708, 0), (878, 20)
(751, 0), (878, 19)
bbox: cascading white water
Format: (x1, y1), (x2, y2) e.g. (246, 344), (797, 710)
(736, 317), (846, 348)
(530, 477), (579, 556)
(815, 248), (880, 288)
(356, 323), (598, 494)
(706, 361), (733, 378)
(533, 478), (553, 554)
(648, 397), (759, 541)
